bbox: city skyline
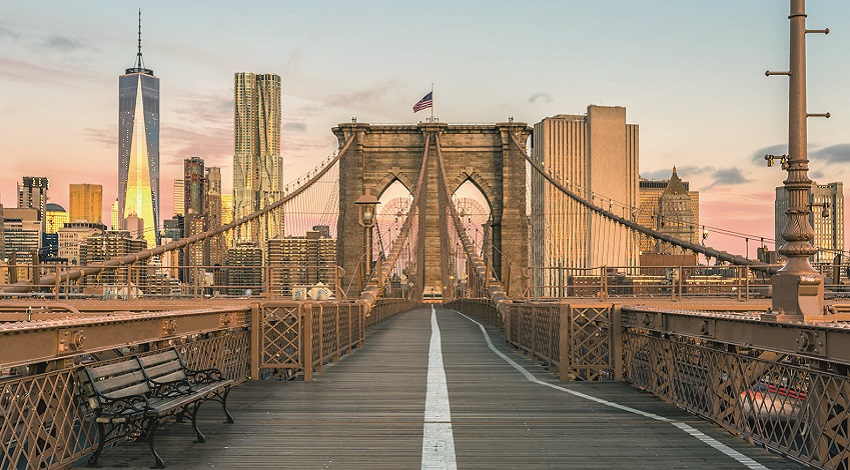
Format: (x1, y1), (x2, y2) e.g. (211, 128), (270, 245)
(1, 1), (849, 256)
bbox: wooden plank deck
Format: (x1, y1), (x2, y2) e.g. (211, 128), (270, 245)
(95, 306), (802, 469)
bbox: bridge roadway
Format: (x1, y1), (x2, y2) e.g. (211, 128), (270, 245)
(98, 307), (801, 469)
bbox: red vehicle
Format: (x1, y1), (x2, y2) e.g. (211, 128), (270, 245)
(739, 381), (806, 422)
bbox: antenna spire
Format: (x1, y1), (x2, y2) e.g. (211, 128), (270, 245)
(134, 9), (145, 70)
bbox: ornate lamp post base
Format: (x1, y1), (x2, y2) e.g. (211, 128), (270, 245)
(768, 272), (824, 321)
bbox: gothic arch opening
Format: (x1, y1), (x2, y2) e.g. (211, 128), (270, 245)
(449, 179), (492, 298)
(375, 179), (415, 292)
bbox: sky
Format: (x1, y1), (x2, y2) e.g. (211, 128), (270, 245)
(1, 1), (849, 258)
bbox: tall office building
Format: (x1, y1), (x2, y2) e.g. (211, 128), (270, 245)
(173, 178), (184, 216)
(221, 193), (233, 248)
(233, 72), (283, 255)
(530, 106), (639, 278)
(638, 168), (700, 254)
(776, 182), (844, 264)
(183, 157), (206, 275)
(17, 176), (49, 231)
(69, 183), (103, 223)
(118, 12), (160, 248)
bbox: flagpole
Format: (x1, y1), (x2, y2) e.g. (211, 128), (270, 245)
(430, 82), (434, 121)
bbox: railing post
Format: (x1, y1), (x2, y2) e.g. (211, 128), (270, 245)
(54, 266), (61, 301)
(558, 303), (571, 381)
(745, 266), (751, 301)
(611, 304), (623, 381)
(335, 305), (341, 359)
(678, 266), (684, 301)
(251, 303), (261, 380)
(302, 302), (313, 382)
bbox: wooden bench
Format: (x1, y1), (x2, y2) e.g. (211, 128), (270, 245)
(79, 349), (235, 468)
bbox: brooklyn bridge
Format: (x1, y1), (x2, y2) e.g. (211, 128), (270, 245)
(2, 2), (849, 469)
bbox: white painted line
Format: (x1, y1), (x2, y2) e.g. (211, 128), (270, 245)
(453, 310), (769, 470)
(421, 306), (457, 470)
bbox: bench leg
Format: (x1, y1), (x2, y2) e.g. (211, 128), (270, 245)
(220, 389), (234, 424)
(146, 420), (165, 469)
(87, 422), (107, 467)
(190, 402), (206, 443)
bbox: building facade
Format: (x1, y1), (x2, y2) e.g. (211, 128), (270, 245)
(69, 183), (103, 223)
(1, 208), (41, 262)
(118, 25), (159, 248)
(637, 168), (700, 254)
(267, 231), (337, 297)
(206, 167), (226, 266)
(58, 222), (106, 266)
(80, 230), (148, 286)
(530, 106), (640, 278)
(224, 242), (263, 295)
(17, 176), (49, 231)
(173, 178), (184, 217)
(233, 72), (283, 254)
(776, 182), (844, 264)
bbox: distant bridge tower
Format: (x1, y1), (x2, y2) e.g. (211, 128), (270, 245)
(334, 121), (531, 302)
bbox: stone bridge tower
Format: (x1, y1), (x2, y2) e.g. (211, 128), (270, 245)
(334, 121), (531, 302)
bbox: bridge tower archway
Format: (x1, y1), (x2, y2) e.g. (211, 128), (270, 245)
(333, 121), (532, 302)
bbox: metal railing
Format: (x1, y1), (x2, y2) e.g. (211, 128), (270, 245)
(0, 263), (346, 301)
(622, 305), (850, 469)
(0, 307), (251, 470)
(0, 296), (414, 469)
(524, 265), (774, 301)
(450, 297), (850, 470)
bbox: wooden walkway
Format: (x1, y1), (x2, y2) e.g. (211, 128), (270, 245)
(97, 307), (801, 469)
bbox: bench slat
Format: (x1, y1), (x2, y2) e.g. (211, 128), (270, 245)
(145, 362), (186, 381)
(138, 350), (180, 368)
(86, 360), (141, 380)
(93, 371), (149, 396)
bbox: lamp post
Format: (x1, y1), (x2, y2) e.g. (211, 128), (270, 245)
(355, 189), (380, 288)
(765, 0), (830, 320)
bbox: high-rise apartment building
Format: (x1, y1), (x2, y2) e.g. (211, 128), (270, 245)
(638, 168), (700, 254)
(17, 176), (49, 231)
(267, 231), (337, 297)
(69, 183), (103, 223)
(80, 230), (148, 286)
(530, 106), (639, 279)
(58, 222), (106, 266)
(206, 167), (226, 266)
(224, 243), (263, 295)
(233, 72), (283, 255)
(776, 182), (844, 264)
(118, 13), (160, 248)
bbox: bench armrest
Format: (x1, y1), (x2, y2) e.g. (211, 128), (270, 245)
(148, 378), (194, 397)
(185, 367), (225, 384)
(93, 393), (150, 417)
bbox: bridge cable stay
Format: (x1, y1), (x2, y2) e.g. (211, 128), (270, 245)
(507, 133), (779, 275)
(358, 131), (432, 309)
(0, 135), (357, 294)
(434, 133), (509, 310)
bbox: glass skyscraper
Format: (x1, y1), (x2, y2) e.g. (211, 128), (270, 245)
(118, 13), (159, 248)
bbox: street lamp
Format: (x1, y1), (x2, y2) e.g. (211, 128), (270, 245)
(355, 189), (380, 287)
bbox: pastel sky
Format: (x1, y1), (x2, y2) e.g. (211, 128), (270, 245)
(1, 1), (848, 257)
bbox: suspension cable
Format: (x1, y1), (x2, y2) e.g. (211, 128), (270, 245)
(507, 133), (778, 274)
(1, 136), (356, 294)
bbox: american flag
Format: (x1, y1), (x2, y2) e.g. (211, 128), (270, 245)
(413, 92), (433, 113)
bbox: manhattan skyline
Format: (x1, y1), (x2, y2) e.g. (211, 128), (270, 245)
(1, 1), (849, 256)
